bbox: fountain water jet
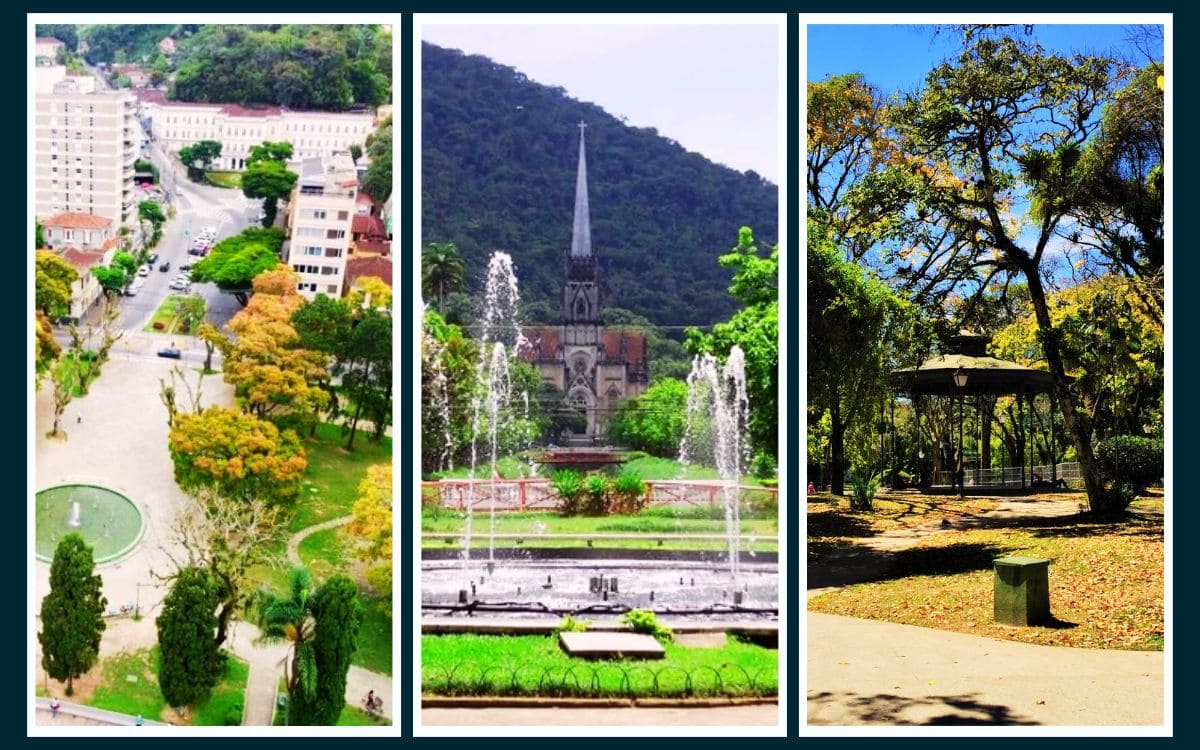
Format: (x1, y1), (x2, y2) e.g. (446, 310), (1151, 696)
(680, 346), (751, 581)
(67, 501), (82, 528)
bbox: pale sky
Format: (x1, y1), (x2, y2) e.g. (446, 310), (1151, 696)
(422, 22), (781, 183)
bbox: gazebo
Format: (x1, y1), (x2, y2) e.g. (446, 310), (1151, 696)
(889, 331), (1059, 494)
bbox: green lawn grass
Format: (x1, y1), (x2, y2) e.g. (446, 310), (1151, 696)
(297, 527), (347, 577)
(205, 171), (242, 189)
(87, 648), (249, 725)
(421, 506), (777, 551)
(337, 706), (392, 725)
(354, 593), (393, 676)
(293, 423), (391, 531)
(430, 453), (769, 486)
(421, 633), (777, 698)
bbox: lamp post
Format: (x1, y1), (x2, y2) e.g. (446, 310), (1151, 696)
(953, 369), (969, 500)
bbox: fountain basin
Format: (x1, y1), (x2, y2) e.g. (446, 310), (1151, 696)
(35, 484), (145, 564)
(421, 557), (778, 618)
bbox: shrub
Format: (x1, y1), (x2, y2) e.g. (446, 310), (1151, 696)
(1096, 435), (1163, 492)
(750, 450), (777, 480)
(551, 470), (585, 516)
(743, 489), (777, 520)
(153, 321), (166, 330)
(849, 467), (882, 511)
(609, 473), (648, 515)
(224, 703), (243, 726)
(621, 609), (672, 643)
(583, 474), (609, 516)
(554, 615), (590, 635)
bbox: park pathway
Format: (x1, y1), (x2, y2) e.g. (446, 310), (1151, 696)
(287, 515), (354, 566)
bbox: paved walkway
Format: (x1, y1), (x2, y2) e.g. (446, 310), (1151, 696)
(808, 612), (1163, 726)
(808, 496), (1165, 726)
(422, 704), (778, 727)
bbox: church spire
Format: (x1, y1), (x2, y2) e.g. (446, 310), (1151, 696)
(569, 121), (592, 258)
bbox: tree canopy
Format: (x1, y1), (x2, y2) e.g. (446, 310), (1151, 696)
(191, 227), (285, 301)
(38, 534), (107, 695)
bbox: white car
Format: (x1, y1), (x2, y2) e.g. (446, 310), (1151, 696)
(168, 280), (191, 292)
(137, 265), (151, 277)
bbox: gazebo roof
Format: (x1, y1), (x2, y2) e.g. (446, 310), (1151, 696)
(891, 331), (1055, 396)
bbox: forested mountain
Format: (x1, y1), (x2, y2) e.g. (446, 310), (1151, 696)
(421, 43), (778, 326)
(36, 25), (391, 111)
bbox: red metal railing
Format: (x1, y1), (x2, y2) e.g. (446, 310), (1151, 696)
(420, 478), (778, 512)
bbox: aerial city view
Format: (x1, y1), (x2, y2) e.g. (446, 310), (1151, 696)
(807, 22), (1167, 727)
(32, 22), (394, 727)
(418, 21), (782, 730)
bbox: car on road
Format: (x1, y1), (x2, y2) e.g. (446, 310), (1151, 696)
(168, 280), (191, 292)
(179, 263), (192, 271)
(137, 265), (151, 277)
(157, 347), (182, 359)
(159, 261), (171, 272)
(147, 252), (159, 264)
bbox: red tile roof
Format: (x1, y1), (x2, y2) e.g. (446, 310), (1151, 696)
(602, 330), (648, 365)
(356, 192), (375, 206)
(36, 37), (64, 45)
(351, 215), (387, 238)
(354, 239), (391, 256)
(42, 212), (112, 230)
(61, 247), (105, 272)
(345, 256), (393, 288)
(521, 327), (561, 362)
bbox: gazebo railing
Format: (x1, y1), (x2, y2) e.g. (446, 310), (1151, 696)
(932, 462), (1081, 488)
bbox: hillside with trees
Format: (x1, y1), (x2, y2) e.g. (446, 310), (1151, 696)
(421, 42), (778, 326)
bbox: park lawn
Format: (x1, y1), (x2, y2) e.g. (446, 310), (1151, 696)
(142, 294), (201, 335)
(422, 633), (777, 698)
(88, 648), (249, 725)
(430, 455), (538, 480)
(421, 506), (777, 551)
(294, 422), (391, 532)
(430, 454), (771, 486)
(807, 515), (1164, 651)
(337, 706), (392, 726)
(205, 171), (242, 189)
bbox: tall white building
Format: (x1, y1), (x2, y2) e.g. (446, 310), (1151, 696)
(137, 91), (376, 171)
(34, 75), (138, 230)
(286, 151), (357, 300)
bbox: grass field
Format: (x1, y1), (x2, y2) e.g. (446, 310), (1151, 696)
(142, 294), (203, 335)
(205, 171), (242, 189)
(87, 648), (249, 725)
(293, 422), (391, 532)
(808, 494), (1164, 651)
(422, 633), (777, 698)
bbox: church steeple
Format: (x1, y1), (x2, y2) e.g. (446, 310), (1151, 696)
(570, 121), (592, 259)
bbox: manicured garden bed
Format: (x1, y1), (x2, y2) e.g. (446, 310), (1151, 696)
(421, 633), (777, 698)
(142, 294), (204, 335)
(205, 171), (242, 189)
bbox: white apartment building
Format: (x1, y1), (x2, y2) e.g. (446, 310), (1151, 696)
(138, 90), (376, 171)
(286, 152), (357, 300)
(35, 75), (138, 230)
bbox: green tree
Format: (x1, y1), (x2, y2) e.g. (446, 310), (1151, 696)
(256, 567), (317, 724)
(299, 576), (363, 725)
(156, 566), (222, 707)
(247, 141), (294, 167)
(139, 199), (167, 244)
(35, 219), (45, 248)
(91, 265), (128, 295)
(178, 140), (223, 171)
(190, 227), (286, 305)
(38, 534), (107, 695)
(362, 116), (392, 202)
(340, 309), (392, 450)
(807, 219), (912, 495)
(36, 250), (78, 318)
(855, 34), (1127, 510)
(242, 159), (298, 228)
(607, 378), (688, 456)
(421, 242), (465, 312)
(685, 227), (779, 459)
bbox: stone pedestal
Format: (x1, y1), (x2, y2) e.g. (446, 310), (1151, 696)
(993, 555), (1050, 626)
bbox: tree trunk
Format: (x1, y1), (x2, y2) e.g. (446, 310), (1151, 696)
(214, 600), (233, 647)
(830, 394), (845, 496)
(1023, 263), (1108, 510)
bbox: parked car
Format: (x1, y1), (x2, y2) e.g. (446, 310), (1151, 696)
(159, 261), (171, 272)
(137, 265), (151, 277)
(179, 263), (192, 271)
(147, 252), (159, 264)
(157, 347), (182, 359)
(168, 280), (190, 292)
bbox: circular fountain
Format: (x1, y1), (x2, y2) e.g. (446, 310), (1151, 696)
(35, 484), (145, 564)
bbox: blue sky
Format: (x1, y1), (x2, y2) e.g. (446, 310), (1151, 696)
(808, 23), (1163, 92)
(422, 23), (781, 183)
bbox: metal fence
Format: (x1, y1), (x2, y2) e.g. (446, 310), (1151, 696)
(421, 660), (778, 698)
(933, 462), (1082, 488)
(421, 479), (778, 512)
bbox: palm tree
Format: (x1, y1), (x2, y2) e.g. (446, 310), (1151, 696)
(255, 567), (317, 711)
(421, 242), (466, 312)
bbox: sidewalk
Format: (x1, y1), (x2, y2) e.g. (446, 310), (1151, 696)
(422, 704), (778, 727)
(808, 612), (1163, 726)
